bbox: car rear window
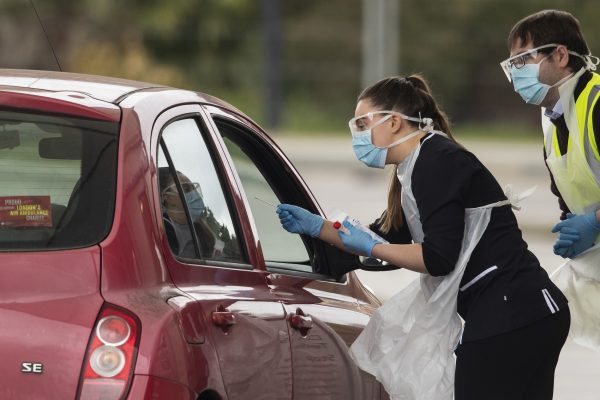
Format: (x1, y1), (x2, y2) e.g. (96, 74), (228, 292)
(0, 110), (119, 250)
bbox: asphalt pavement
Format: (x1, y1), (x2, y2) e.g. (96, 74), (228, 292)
(273, 134), (600, 400)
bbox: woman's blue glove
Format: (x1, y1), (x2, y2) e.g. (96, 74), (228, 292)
(337, 220), (384, 257)
(551, 211), (600, 258)
(276, 204), (324, 238)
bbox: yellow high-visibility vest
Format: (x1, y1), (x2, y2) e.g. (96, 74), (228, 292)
(545, 72), (600, 165)
(543, 70), (600, 216)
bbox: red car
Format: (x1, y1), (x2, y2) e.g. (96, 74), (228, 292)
(0, 69), (389, 399)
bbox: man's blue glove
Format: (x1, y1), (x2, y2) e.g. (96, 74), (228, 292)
(276, 204), (324, 238)
(551, 211), (600, 258)
(552, 228), (578, 259)
(337, 220), (384, 257)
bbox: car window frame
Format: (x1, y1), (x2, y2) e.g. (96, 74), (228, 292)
(151, 105), (255, 271)
(201, 105), (358, 283)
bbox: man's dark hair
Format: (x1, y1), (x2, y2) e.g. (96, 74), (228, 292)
(508, 10), (589, 71)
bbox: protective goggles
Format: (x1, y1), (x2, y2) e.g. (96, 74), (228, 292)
(500, 44), (559, 82)
(348, 111), (433, 135)
(162, 182), (200, 196)
(500, 43), (599, 82)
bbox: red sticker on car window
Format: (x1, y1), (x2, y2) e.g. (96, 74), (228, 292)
(0, 196), (53, 227)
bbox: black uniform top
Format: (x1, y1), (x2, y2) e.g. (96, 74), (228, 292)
(370, 133), (568, 343)
(545, 71), (600, 220)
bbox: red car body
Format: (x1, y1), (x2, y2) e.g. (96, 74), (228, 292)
(0, 70), (388, 399)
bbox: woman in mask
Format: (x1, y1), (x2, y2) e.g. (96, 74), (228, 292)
(159, 167), (215, 258)
(276, 75), (570, 400)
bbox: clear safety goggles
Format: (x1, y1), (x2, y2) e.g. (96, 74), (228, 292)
(348, 111), (392, 134)
(500, 44), (559, 82)
(348, 110), (433, 135)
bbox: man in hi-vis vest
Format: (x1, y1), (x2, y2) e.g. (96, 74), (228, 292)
(502, 10), (600, 259)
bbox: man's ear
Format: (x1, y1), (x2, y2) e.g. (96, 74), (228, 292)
(555, 45), (570, 69)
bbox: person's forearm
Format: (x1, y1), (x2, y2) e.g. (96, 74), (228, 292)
(319, 221), (428, 273)
(318, 220), (353, 252)
(371, 242), (428, 273)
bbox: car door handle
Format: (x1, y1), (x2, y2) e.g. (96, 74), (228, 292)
(212, 305), (236, 333)
(289, 307), (312, 336)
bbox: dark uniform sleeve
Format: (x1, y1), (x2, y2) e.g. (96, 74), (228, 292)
(411, 143), (471, 276)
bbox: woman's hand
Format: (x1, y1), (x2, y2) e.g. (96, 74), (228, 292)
(337, 220), (385, 256)
(276, 204), (324, 238)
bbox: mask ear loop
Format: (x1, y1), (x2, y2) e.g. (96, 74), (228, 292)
(585, 55), (600, 71)
(418, 112), (434, 132)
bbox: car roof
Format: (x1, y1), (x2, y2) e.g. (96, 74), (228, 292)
(0, 69), (257, 128)
(0, 69), (165, 103)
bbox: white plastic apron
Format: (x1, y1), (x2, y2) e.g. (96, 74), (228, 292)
(349, 132), (513, 400)
(544, 69), (600, 351)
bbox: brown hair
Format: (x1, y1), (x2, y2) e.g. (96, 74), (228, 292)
(358, 74), (458, 233)
(507, 10), (589, 71)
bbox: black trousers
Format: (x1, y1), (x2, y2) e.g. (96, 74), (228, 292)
(455, 308), (570, 400)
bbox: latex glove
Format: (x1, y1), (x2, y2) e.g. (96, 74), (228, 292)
(337, 220), (384, 257)
(552, 231), (577, 259)
(552, 226), (579, 258)
(276, 204), (324, 238)
(551, 212), (600, 258)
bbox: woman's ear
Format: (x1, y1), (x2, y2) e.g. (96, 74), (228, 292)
(389, 114), (403, 133)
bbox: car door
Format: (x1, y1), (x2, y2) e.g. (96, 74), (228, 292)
(151, 105), (292, 400)
(205, 106), (386, 400)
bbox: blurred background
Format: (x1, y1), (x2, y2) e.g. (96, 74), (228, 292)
(1, 0), (598, 136)
(2, 0), (599, 398)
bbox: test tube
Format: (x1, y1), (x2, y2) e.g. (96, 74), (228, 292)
(333, 220), (350, 235)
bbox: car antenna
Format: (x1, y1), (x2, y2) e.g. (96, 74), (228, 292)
(29, 0), (62, 72)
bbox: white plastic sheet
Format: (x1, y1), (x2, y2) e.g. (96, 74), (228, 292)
(551, 244), (600, 351)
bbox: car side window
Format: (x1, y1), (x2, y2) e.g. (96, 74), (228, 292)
(158, 118), (245, 263)
(214, 118), (312, 272)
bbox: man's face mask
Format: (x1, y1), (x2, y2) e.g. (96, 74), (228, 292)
(500, 43), (598, 105)
(510, 53), (555, 105)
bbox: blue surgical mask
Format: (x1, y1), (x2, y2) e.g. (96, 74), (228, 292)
(352, 131), (388, 168)
(509, 54), (576, 106)
(184, 190), (205, 220)
(352, 123), (423, 168)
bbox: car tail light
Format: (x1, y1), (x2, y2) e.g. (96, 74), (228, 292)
(77, 305), (140, 399)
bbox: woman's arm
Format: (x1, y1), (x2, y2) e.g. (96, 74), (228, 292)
(318, 220), (351, 250)
(371, 242), (427, 273)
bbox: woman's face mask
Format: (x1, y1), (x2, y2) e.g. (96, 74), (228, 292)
(162, 182), (205, 221)
(349, 111), (433, 168)
(184, 190), (205, 220)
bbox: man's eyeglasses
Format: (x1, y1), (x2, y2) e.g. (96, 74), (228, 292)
(500, 43), (559, 82)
